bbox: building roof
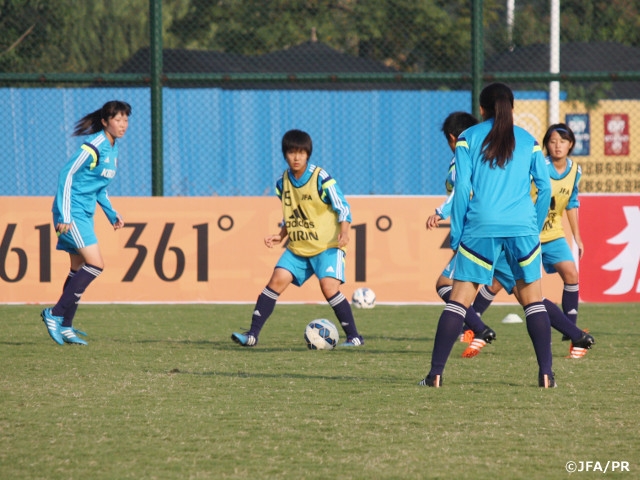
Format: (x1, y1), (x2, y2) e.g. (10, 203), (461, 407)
(485, 41), (640, 99)
(116, 40), (408, 89)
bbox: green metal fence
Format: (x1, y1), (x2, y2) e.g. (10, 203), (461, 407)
(2, 0), (640, 195)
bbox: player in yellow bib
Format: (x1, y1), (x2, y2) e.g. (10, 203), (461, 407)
(231, 129), (364, 347)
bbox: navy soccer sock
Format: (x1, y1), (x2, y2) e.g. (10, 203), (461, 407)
(543, 298), (583, 341)
(52, 264), (103, 326)
(562, 283), (579, 326)
(472, 285), (496, 316)
(429, 301), (466, 376)
(249, 286), (279, 337)
(523, 302), (553, 376)
(62, 269), (77, 291)
(437, 286), (485, 335)
(328, 292), (360, 340)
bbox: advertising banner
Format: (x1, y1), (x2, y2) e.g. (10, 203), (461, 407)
(0, 196), (574, 305)
(579, 195), (640, 302)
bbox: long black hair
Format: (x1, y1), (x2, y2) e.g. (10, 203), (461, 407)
(73, 100), (132, 137)
(479, 83), (515, 168)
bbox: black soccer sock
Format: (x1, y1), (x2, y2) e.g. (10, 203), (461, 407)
(429, 301), (466, 376)
(523, 302), (553, 377)
(52, 264), (103, 327)
(249, 286), (279, 336)
(438, 286), (484, 334)
(562, 283), (579, 326)
(472, 285), (496, 316)
(62, 269), (77, 291)
(437, 285), (452, 302)
(543, 298), (583, 341)
(328, 292), (360, 340)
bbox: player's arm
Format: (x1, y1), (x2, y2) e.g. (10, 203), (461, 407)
(265, 224), (287, 248)
(337, 221), (350, 248)
(265, 176), (288, 248)
(565, 208), (583, 259)
(428, 159), (457, 230)
(565, 163), (583, 258)
(97, 187), (122, 229)
(319, 170), (352, 223)
(428, 188), (455, 230)
(53, 158), (76, 233)
(450, 139), (472, 251)
(318, 170), (351, 247)
(530, 143), (551, 232)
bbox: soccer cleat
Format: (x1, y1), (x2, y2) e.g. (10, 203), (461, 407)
(539, 372), (557, 388)
(60, 327), (88, 345)
(460, 329), (475, 343)
(418, 374), (442, 387)
(41, 308), (64, 345)
(338, 336), (364, 347)
(231, 332), (258, 347)
(568, 332), (595, 359)
(53, 317), (87, 337)
(461, 327), (496, 358)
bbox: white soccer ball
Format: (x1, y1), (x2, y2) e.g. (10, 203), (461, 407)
(304, 319), (339, 350)
(351, 287), (376, 309)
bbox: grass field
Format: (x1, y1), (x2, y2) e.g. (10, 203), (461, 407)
(1, 303), (638, 479)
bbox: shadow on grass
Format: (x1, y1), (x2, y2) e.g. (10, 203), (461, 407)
(164, 367), (406, 384)
(127, 337), (433, 355)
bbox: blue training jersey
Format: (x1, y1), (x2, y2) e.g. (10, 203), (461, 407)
(52, 131), (119, 225)
(275, 163), (351, 223)
(450, 119), (551, 251)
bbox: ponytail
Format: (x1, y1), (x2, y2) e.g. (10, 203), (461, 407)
(73, 100), (131, 137)
(480, 83), (515, 168)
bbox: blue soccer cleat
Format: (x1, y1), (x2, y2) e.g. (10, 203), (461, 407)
(231, 332), (258, 347)
(41, 308), (64, 345)
(60, 327), (88, 346)
(338, 336), (364, 347)
(53, 316), (87, 337)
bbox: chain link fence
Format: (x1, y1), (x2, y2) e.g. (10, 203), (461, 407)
(2, 0), (639, 196)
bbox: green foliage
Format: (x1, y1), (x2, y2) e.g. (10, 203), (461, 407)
(1, 0), (638, 74)
(0, 303), (637, 479)
(509, 0), (640, 48)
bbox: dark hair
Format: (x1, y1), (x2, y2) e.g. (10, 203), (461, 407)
(479, 82), (515, 168)
(543, 123), (576, 155)
(73, 100), (132, 137)
(442, 111), (479, 140)
(282, 129), (312, 158)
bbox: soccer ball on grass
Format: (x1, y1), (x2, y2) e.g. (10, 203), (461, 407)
(304, 319), (339, 350)
(351, 287), (376, 309)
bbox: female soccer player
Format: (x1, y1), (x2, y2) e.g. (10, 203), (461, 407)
(470, 124), (590, 355)
(41, 100), (131, 346)
(231, 129), (364, 347)
(419, 83), (556, 388)
(537, 124), (583, 333)
(426, 112), (498, 357)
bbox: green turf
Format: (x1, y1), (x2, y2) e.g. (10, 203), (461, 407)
(1, 303), (638, 479)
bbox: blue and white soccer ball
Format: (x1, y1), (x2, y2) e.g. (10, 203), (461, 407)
(304, 319), (339, 350)
(351, 287), (376, 309)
